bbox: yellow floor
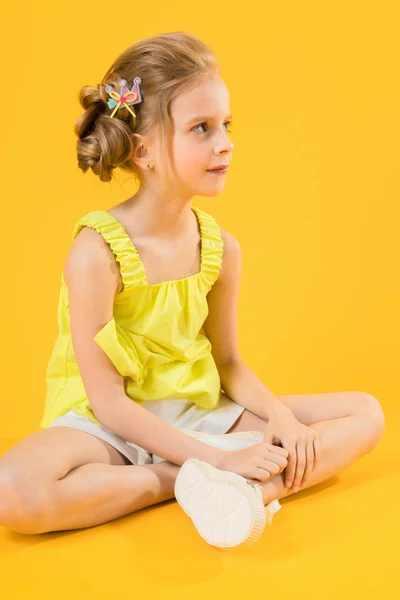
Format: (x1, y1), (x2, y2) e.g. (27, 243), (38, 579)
(0, 425), (398, 600)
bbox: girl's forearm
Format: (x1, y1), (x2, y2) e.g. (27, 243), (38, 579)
(218, 360), (291, 421)
(95, 395), (223, 467)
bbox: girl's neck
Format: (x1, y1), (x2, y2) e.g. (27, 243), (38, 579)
(112, 192), (196, 239)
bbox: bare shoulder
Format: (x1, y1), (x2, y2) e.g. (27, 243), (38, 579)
(63, 226), (122, 295)
(220, 227), (241, 253)
(218, 227), (242, 282)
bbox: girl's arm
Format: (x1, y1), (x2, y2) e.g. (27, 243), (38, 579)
(63, 227), (222, 467)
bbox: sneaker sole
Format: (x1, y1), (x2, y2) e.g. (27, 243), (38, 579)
(174, 457), (268, 549)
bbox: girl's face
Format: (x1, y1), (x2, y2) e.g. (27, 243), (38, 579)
(169, 73), (234, 197)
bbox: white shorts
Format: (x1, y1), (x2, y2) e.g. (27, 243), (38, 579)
(45, 393), (263, 465)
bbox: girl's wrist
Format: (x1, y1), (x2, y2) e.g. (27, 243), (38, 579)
(267, 401), (292, 420)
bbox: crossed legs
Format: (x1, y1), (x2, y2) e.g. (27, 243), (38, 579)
(0, 391), (385, 534)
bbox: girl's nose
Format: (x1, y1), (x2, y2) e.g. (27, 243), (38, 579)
(216, 134), (234, 154)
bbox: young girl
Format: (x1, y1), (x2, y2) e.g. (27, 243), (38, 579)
(0, 32), (385, 549)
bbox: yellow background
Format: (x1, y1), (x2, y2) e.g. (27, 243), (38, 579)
(1, 1), (399, 598)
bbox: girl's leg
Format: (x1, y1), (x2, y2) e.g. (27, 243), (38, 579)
(1, 460), (180, 534)
(226, 391), (385, 504)
(49, 461), (181, 533)
(260, 414), (381, 504)
(0, 425), (183, 535)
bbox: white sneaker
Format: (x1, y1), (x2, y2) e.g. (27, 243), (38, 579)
(174, 456), (282, 549)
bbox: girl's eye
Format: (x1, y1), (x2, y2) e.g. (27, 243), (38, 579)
(193, 121), (233, 134)
(225, 120), (233, 133)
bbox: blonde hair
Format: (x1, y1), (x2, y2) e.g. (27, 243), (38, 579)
(74, 31), (220, 184)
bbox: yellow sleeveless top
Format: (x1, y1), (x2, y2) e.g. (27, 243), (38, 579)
(40, 206), (224, 428)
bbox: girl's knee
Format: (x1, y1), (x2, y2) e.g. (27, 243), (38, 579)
(363, 393), (385, 428)
(0, 474), (53, 535)
(356, 393), (385, 448)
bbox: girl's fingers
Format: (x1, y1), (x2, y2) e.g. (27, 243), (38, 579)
(313, 434), (321, 468)
(272, 446), (289, 457)
(284, 441), (297, 488)
(292, 442), (306, 490)
(299, 438), (315, 487)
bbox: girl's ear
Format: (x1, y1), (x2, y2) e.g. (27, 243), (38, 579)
(132, 133), (153, 170)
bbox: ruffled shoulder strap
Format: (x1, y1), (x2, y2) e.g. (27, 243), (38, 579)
(71, 210), (146, 291)
(193, 207), (224, 289)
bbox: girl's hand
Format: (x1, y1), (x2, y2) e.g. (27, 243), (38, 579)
(264, 408), (321, 491)
(216, 443), (289, 483)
